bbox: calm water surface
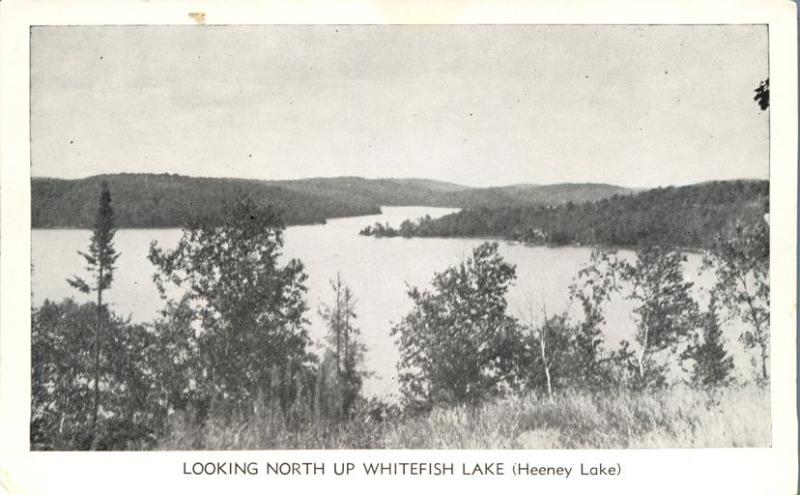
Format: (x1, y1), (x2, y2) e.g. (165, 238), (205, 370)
(33, 206), (747, 399)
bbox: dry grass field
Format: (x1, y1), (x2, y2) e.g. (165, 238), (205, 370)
(158, 384), (770, 450)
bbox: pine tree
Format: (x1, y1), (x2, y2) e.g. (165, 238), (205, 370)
(318, 273), (368, 417)
(682, 293), (734, 388)
(67, 181), (121, 448)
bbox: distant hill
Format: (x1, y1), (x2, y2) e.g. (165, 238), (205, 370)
(266, 177), (631, 210)
(493, 183), (634, 204)
(359, 180), (769, 249)
(263, 177), (469, 209)
(379, 178), (470, 193)
(31, 174), (380, 229)
(434, 183), (633, 209)
(31, 174), (635, 229)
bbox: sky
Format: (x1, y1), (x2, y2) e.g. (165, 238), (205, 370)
(30, 25), (769, 188)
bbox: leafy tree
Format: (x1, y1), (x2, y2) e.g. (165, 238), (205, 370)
(31, 300), (163, 450)
(392, 242), (525, 410)
(519, 248), (632, 394)
(704, 220), (770, 382)
(521, 307), (572, 397)
(146, 298), (202, 417)
(681, 293), (734, 387)
(318, 273), (369, 417)
(31, 299), (95, 449)
(148, 197), (314, 415)
(66, 181), (120, 447)
(616, 245), (699, 386)
(568, 248), (620, 388)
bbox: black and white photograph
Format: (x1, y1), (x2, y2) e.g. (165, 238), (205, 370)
(25, 22), (775, 453)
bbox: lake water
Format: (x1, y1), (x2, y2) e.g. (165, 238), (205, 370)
(32, 206), (751, 399)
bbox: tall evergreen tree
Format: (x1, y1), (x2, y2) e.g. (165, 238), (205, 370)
(318, 272), (368, 417)
(681, 293), (734, 387)
(67, 181), (121, 448)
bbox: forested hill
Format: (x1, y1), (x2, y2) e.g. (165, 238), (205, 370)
(32, 175), (379, 228)
(31, 174), (634, 228)
(266, 178), (632, 210)
(360, 180), (769, 249)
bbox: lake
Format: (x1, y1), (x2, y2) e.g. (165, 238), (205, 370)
(32, 206), (747, 399)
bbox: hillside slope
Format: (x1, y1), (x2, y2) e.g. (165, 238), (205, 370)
(32, 174), (634, 228)
(360, 180), (769, 249)
(32, 174), (381, 228)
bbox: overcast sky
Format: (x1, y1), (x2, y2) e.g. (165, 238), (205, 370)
(31, 25), (768, 188)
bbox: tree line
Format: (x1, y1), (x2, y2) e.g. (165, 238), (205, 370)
(360, 180), (768, 250)
(31, 174), (635, 229)
(31, 181), (769, 449)
(31, 174), (381, 229)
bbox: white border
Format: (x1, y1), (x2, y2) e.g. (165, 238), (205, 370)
(0, 1), (796, 494)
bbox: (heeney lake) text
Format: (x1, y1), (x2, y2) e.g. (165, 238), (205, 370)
(182, 461), (621, 478)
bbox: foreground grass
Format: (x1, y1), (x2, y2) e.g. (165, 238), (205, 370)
(158, 385), (770, 449)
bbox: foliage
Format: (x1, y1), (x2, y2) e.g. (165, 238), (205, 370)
(148, 197), (315, 415)
(145, 299), (204, 416)
(318, 273), (370, 417)
(65, 181), (121, 447)
(32, 174), (380, 229)
(613, 246), (699, 386)
(66, 181), (121, 295)
(31, 300), (165, 450)
(32, 174), (771, 450)
(520, 247), (665, 395)
(32, 174), (631, 229)
(360, 218), (424, 238)
(521, 311), (573, 396)
(361, 180), (768, 250)
(754, 78), (769, 111)
(704, 219), (770, 382)
(392, 242), (526, 410)
(567, 248), (621, 387)
(681, 293), (735, 388)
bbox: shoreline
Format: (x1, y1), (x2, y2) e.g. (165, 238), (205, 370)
(359, 231), (707, 254)
(30, 205), (465, 231)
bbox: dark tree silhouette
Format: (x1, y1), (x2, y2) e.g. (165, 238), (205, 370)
(66, 181), (121, 448)
(681, 293), (735, 387)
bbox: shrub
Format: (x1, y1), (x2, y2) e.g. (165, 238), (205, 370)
(392, 242), (526, 410)
(148, 197), (315, 416)
(31, 299), (165, 450)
